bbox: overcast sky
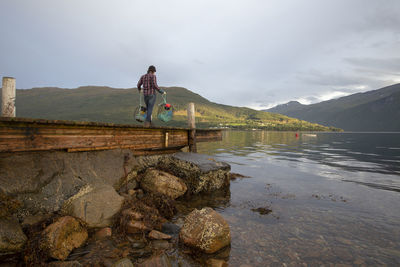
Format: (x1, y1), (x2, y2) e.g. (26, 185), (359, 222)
(1, 0), (399, 109)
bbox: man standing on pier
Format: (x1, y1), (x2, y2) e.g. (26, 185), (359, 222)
(137, 65), (165, 127)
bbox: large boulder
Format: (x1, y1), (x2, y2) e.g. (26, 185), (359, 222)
(141, 169), (187, 199)
(158, 152), (230, 194)
(0, 150), (163, 219)
(61, 183), (124, 228)
(0, 150), (162, 195)
(41, 216), (88, 260)
(0, 217), (27, 255)
(179, 207), (230, 254)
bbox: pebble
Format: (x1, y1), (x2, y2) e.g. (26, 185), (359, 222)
(94, 227), (112, 239)
(126, 220), (149, 233)
(148, 230), (172, 240)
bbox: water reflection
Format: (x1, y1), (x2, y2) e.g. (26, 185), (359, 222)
(199, 131), (400, 192)
(190, 131), (400, 266)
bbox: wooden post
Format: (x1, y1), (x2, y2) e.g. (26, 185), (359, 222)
(187, 102), (197, 152)
(1, 77), (16, 117)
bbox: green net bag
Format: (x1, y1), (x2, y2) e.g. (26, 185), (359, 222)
(157, 94), (173, 122)
(134, 93), (147, 122)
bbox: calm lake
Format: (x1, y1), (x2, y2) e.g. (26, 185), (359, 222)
(176, 131), (400, 266)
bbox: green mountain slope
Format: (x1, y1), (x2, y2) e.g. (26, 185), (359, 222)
(7, 86), (340, 131)
(265, 83), (400, 131)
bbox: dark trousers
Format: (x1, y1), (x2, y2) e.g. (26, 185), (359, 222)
(144, 94), (156, 122)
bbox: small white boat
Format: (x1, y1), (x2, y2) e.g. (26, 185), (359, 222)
(302, 134), (317, 137)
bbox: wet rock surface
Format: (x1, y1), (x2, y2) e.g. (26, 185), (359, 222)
(141, 169), (187, 199)
(159, 152), (231, 194)
(62, 183), (124, 228)
(179, 207), (231, 254)
(0, 217), (27, 255)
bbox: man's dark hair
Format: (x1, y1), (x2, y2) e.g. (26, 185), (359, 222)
(147, 65), (156, 73)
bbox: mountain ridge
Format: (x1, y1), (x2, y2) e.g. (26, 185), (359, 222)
(1, 86), (340, 131)
(264, 83), (400, 131)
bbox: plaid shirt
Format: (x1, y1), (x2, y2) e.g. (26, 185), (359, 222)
(137, 73), (161, 95)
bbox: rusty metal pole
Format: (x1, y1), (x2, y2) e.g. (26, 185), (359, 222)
(1, 77), (16, 117)
(187, 102), (197, 152)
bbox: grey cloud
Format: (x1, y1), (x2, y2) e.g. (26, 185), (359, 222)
(297, 71), (366, 87)
(359, 3), (400, 33)
(0, 0), (399, 110)
(345, 58), (400, 75)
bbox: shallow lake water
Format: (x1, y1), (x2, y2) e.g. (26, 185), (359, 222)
(176, 131), (400, 266)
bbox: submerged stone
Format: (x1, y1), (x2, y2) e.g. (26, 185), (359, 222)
(137, 253), (172, 267)
(179, 207), (231, 254)
(159, 152), (231, 194)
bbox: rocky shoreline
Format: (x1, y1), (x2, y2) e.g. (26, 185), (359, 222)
(0, 151), (232, 266)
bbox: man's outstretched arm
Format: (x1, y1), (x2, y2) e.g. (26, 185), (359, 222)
(153, 75), (165, 94)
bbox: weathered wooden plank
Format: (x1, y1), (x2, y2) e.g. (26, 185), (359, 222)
(0, 117), (222, 153)
(131, 147), (185, 156)
(0, 136), (185, 152)
(68, 145), (185, 153)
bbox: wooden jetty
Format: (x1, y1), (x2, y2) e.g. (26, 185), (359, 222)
(0, 117), (222, 155)
(1, 77), (221, 154)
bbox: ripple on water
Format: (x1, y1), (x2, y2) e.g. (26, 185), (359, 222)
(195, 131), (400, 266)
